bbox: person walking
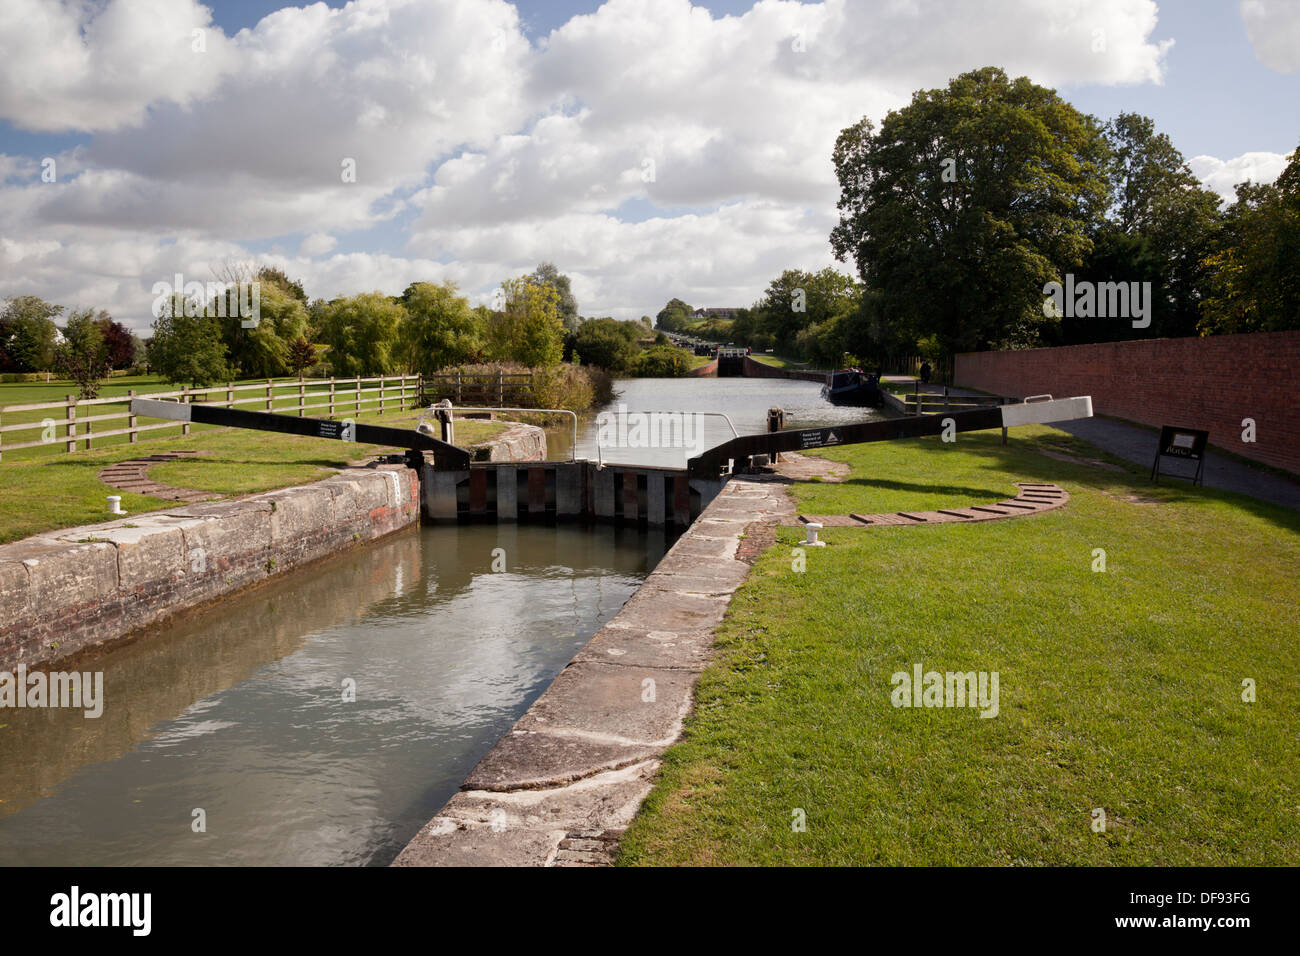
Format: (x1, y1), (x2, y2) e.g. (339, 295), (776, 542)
(920, 361), (932, 385)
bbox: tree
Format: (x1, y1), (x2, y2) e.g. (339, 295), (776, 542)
(398, 280), (483, 373)
(287, 337), (319, 378)
(94, 314), (136, 369)
(753, 268), (858, 353)
(531, 263), (579, 333)
(0, 296), (61, 372)
(572, 318), (640, 372)
(55, 308), (112, 399)
(1200, 143), (1300, 335)
(655, 298), (695, 332)
(149, 295), (230, 386)
(830, 66), (1110, 353)
(218, 283), (311, 379)
(489, 276), (565, 367)
(256, 265), (308, 304)
(317, 292), (405, 376)
(1095, 112), (1222, 338)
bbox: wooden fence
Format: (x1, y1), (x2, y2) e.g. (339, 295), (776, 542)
(0, 374), (420, 462)
(420, 369), (535, 407)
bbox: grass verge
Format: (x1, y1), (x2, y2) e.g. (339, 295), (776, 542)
(0, 408), (504, 544)
(618, 425), (1300, 865)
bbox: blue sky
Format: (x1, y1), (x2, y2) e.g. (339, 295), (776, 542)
(1, 0), (1296, 330)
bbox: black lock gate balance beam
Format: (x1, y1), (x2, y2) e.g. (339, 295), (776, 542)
(687, 395), (1093, 479)
(130, 397), (471, 470)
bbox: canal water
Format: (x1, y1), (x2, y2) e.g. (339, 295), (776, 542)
(0, 523), (670, 866)
(1, 375), (876, 867)
(553, 375), (889, 465)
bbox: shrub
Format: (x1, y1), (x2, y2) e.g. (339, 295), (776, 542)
(424, 361), (610, 413)
(572, 318), (640, 372)
(631, 345), (692, 377)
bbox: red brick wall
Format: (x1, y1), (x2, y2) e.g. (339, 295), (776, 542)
(955, 331), (1300, 476)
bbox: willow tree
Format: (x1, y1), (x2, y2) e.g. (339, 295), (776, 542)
(830, 67), (1110, 353)
(489, 276), (564, 368)
(398, 280), (483, 373)
(316, 292), (404, 376)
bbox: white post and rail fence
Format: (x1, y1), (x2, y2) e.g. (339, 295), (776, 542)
(0, 374), (421, 462)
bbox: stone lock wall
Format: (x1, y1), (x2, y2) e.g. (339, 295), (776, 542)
(0, 466), (419, 669)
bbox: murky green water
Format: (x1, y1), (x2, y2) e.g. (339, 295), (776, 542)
(0, 523), (670, 866)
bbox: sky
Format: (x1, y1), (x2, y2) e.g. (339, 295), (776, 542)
(1, 0), (1297, 333)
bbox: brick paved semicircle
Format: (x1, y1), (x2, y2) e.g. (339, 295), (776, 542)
(788, 482), (1069, 527)
(97, 451), (223, 504)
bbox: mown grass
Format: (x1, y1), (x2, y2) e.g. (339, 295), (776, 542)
(619, 426), (1300, 865)
(0, 408), (504, 543)
(750, 354), (802, 369)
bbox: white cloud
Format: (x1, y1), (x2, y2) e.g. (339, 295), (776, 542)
(1241, 0), (1300, 73)
(0, 0), (237, 133)
(300, 233), (339, 257)
(0, 0), (1202, 327)
(13, 0), (533, 239)
(1189, 151), (1291, 203)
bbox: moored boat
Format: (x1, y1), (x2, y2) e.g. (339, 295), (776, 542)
(821, 368), (882, 407)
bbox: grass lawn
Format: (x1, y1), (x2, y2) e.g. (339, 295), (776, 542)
(750, 354), (806, 370)
(619, 425), (1300, 865)
(0, 407), (504, 544)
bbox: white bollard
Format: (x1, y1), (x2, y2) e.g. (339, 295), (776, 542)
(107, 496), (124, 515)
(803, 522), (825, 547)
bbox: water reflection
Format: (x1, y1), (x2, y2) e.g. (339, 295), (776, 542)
(0, 523), (668, 866)
(549, 376), (888, 465)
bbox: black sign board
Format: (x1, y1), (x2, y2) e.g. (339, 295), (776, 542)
(1150, 425), (1209, 486)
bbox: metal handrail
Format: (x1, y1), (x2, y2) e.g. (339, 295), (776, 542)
(627, 410), (739, 438)
(442, 406), (578, 461)
(592, 410), (740, 468)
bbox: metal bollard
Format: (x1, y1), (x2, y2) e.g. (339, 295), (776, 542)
(768, 406), (785, 462)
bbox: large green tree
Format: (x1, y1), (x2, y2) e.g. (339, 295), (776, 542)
(221, 283), (312, 379)
(1088, 112), (1222, 339)
(398, 280), (483, 373)
(0, 295), (61, 372)
(654, 298), (695, 333)
(754, 267), (858, 353)
(1200, 143), (1300, 335)
(572, 317), (641, 372)
(830, 66), (1110, 353)
(488, 276), (565, 367)
(317, 292), (405, 376)
(256, 265), (309, 304)
(531, 263), (580, 333)
(149, 295), (231, 386)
